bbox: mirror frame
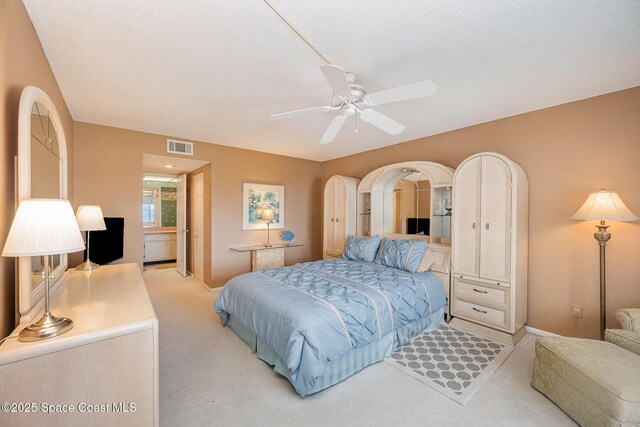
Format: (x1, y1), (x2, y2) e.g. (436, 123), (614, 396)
(17, 86), (69, 323)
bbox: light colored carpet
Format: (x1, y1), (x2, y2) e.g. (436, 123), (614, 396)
(385, 323), (515, 405)
(144, 268), (576, 427)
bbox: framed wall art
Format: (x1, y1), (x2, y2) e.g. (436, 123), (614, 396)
(242, 182), (284, 230)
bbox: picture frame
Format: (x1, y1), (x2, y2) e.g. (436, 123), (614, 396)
(242, 182), (285, 230)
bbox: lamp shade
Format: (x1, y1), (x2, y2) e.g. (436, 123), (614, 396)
(572, 190), (639, 222)
(76, 205), (107, 231)
(2, 199), (85, 257)
(262, 209), (275, 221)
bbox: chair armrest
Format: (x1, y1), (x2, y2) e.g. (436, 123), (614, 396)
(616, 308), (640, 332)
(605, 329), (640, 356)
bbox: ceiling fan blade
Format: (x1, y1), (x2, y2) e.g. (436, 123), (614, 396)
(320, 64), (352, 100)
(359, 109), (405, 135)
(320, 115), (347, 145)
(270, 106), (333, 121)
(363, 80), (437, 106)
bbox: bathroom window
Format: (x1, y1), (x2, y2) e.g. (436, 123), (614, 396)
(143, 188), (160, 228)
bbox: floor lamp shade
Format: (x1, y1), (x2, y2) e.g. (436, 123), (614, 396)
(572, 190), (638, 340)
(572, 190), (639, 222)
(2, 199), (85, 341)
(2, 199), (85, 256)
(76, 205), (107, 231)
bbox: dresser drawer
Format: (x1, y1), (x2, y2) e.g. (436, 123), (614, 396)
(452, 299), (509, 330)
(453, 276), (509, 309)
(144, 233), (175, 242)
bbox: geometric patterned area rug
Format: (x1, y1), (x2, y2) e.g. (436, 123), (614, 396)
(384, 323), (515, 406)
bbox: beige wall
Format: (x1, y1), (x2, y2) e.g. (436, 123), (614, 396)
(0, 1), (75, 338)
(73, 122), (322, 287)
(322, 87), (640, 339)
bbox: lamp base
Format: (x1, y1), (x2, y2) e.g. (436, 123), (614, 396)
(18, 313), (73, 342)
(75, 259), (100, 271)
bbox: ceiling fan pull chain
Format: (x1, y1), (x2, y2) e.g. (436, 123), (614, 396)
(355, 112), (359, 133)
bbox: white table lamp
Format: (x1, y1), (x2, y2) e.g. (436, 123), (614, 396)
(2, 199), (85, 341)
(75, 205), (107, 271)
(572, 189), (638, 340)
(262, 208), (274, 248)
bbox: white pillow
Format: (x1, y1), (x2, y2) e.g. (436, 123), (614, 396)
(416, 248), (436, 272)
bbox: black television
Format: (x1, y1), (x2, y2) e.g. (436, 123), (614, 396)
(87, 217), (124, 265)
(406, 218), (430, 235)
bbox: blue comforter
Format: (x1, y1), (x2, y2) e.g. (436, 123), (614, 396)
(214, 258), (446, 395)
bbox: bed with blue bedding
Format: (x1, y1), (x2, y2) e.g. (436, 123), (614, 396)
(214, 256), (446, 396)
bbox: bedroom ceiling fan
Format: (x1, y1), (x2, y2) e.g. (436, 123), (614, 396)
(270, 64), (437, 145)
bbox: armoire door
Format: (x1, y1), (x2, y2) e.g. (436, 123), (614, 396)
(334, 178), (347, 251)
(324, 177), (336, 252)
(453, 157), (482, 277)
(479, 156), (512, 282)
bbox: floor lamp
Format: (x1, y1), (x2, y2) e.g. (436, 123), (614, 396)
(75, 205), (107, 271)
(2, 199), (85, 341)
(572, 190), (638, 340)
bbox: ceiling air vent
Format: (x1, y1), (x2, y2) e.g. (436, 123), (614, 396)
(167, 139), (193, 156)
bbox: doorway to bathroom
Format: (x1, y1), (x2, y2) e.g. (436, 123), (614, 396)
(142, 154), (209, 282)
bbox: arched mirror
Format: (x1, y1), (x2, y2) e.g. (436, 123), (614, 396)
(17, 86), (69, 323)
(357, 161), (454, 243)
(393, 169), (431, 235)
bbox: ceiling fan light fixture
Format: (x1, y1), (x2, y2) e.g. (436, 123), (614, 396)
(342, 104), (356, 117)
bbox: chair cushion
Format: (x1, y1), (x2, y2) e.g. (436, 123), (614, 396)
(534, 336), (640, 425)
(606, 329), (640, 357)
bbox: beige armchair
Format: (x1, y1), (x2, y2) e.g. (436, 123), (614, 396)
(605, 308), (640, 356)
(531, 308), (640, 427)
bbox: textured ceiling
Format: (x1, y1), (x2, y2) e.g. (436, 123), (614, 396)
(23, 1), (640, 161)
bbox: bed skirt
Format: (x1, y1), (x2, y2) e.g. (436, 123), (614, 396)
(226, 306), (445, 396)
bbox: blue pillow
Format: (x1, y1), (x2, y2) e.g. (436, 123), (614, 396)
(341, 235), (381, 263)
(374, 238), (428, 273)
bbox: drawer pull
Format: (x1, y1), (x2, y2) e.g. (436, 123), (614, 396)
(472, 307), (488, 314)
(472, 222), (476, 229)
(485, 222), (490, 230)
(472, 288), (488, 294)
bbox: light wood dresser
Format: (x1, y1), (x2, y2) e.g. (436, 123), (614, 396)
(0, 263), (159, 427)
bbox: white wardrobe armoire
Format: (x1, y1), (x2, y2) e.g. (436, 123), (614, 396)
(451, 152), (528, 343)
(323, 175), (360, 259)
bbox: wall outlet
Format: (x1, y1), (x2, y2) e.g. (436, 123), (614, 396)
(571, 305), (583, 318)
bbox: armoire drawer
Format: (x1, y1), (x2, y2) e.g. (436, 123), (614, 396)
(452, 299), (509, 331)
(453, 276), (509, 308)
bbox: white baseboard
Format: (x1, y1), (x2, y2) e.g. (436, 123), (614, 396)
(524, 325), (561, 337)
